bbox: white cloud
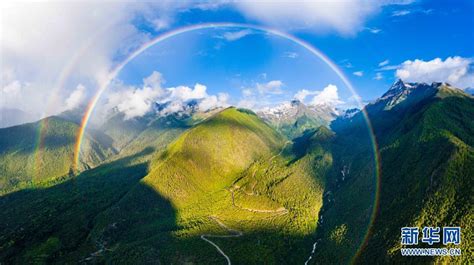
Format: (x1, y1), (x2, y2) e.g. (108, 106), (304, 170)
(340, 94), (365, 109)
(378, 64), (399, 71)
(310, 84), (343, 106)
(294, 84), (343, 106)
(0, 1), (419, 119)
(139, 2), (196, 31)
(0, 70), (43, 114)
(151, 17), (172, 31)
(237, 99), (257, 109)
(392, 10), (411, 16)
(198, 93), (229, 111)
(104, 71), (168, 119)
(256, 80), (284, 95)
(1, 80), (23, 110)
(378, 59), (390, 67)
(105, 71), (228, 119)
(353, 71), (364, 77)
(167, 84), (208, 102)
(294, 89), (318, 102)
(1, 81), (22, 98)
(421, 9), (434, 15)
(283, 52), (299, 59)
(242, 89), (253, 97)
(0, 2), (187, 117)
(238, 81), (280, 110)
(103, 72), (162, 120)
(234, 1), (412, 35)
(218, 29), (253, 41)
(395, 57), (474, 88)
(116, 86), (165, 120)
(365, 27), (382, 34)
(143, 71), (165, 89)
(374, 72), (384, 80)
(392, 8), (434, 17)
(65, 84), (86, 110)
(340, 60), (354, 69)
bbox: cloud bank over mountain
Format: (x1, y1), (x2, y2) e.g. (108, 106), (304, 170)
(294, 84), (343, 106)
(104, 71), (228, 120)
(0, 2), (188, 117)
(395, 57), (474, 89)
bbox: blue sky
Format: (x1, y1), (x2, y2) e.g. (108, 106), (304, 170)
(114, 0), (474, 113)
(116, 28), (348, 109)
(1, 0), (473, 118)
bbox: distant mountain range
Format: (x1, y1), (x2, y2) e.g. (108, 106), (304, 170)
(0, 108), (38, 128)
(258, 99), (339, 139)
(0, 80), (472, 264)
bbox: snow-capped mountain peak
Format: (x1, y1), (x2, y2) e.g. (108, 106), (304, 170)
(376, 79), (432, 110)
(290, 99), (303, 107)
(256, 100), (339, 138)
(381, 79), (410, 100)
(257, 100), (338, 125)
(368, 79), (459, 112)
(340, 108), (359, 119)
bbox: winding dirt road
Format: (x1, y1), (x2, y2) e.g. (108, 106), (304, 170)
(200, 216), (243, 265)
(200, 142), (292, 264)
(229, 188), (288, 214)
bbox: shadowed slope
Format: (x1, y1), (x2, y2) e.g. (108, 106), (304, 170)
(312, 84), (473, 264)
(0, 148), (154, 264)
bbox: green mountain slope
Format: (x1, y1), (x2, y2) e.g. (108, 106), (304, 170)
(111, 115), (191, 161)
(73, 107), (328, 264)
(278, 114), (328, 140)
(143, 107), (284, 205)
(0, 107), (330, 264)
(0, 82), (471, 264)
(100, 112), (151, 151)
(359, 87), (473, 264)
(100, 108), (221, 161)
(0, 116), (114, 194)
(0, 148), (152, 264)
(312, 83), (473, 264)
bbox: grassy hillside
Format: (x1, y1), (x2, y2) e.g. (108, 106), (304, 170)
(143, 107), (284, 206)
(111, 115), (191, 161)
(1, 85), (471, 264)
(277, 114), (329, 140)
(83, 107), (330, 264)
(0, 116), (114, 194)
(100, 110), (218, 162)
(0, 148), (152, 264)
(359, 89), (473, 264)
(0, 107), (325, 264)
(100, 112), (151, 151)
(311, 86), (473, 264)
